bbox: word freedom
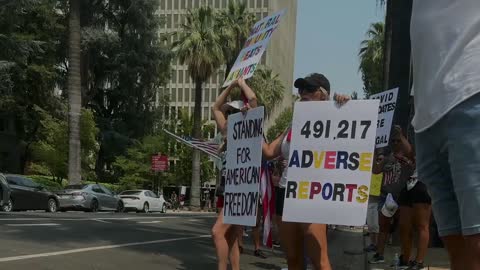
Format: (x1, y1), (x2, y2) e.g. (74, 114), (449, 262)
(224, 191), (259, 217)
(232, 118), (263, 140)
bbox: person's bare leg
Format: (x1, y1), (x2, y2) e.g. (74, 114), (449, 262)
(376, 213), (391, 256)
(227, 226), (241, 270)
(464, 234), (480, 270)
(369, 232), (378, 246)
(304, 223), (331, 270)
(252, 212), (262, 250)
(413, 203), (431, 263)
(442, 235), (467, 270)
(211, 208), (232, 270)
(399, 206), (413, 262)
(280, 222), (304, 270)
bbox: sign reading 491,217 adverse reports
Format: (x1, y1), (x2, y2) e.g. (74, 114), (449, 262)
(282, 100), (379, 226)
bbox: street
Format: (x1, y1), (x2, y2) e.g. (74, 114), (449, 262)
(0, 211), (366, 270)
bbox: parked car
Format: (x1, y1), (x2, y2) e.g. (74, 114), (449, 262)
(57, 183), (123, 212)
(0, 173), (11, 209)
(1, 174), (59, 212)
(120, 190), (166, 213)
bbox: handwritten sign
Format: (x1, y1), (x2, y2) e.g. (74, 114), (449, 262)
(223, 107), (265, 226)
(370, 88), (398, 148)
(282, 100), (379, 225)
(222, 9), (286, 87)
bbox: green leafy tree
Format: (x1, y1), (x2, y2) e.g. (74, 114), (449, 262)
(249, 67), (285, 118)
(266, 107), (293, 142)
(216, 0), (256, 76)
(359, 22), (384, 98)
(31, 108), (99, 183)
(173, 6), (223, 208)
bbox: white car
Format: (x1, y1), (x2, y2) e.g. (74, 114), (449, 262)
(120, 190), (166, 213)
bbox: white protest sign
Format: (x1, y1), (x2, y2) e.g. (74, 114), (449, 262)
(222, 9), (286, 87)
(282, 100), (379, 225)
(223, 107), (264, 226)
(370, 88), (398, 148)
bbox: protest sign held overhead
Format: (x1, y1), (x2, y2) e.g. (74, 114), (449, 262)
(370, 88), (399, 148)
(222, 9), (286, 87)
(223, 107), (265, 226)
(282, 100), (379, 226)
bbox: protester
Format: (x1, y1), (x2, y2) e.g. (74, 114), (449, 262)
(262, 73), (350, 270)
(211, 77), (257, 270)
(398, 170), (432, 270)
(410, 1), (480, 269)
(369, 126), (415, 266)
(170, 191), (179, 212)
(238, 209), (268, 259)
(364, 150), (385, 253)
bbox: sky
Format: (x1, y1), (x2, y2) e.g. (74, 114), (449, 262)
(293, 1), (385, 97)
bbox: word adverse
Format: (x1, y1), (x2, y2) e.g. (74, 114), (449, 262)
(289, 150), (373, 172)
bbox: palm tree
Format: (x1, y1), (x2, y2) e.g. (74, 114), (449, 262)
(359, 22), (384, 98)
(216, 0), (256, 77)
(249, 67), (285, 118)
(67, 0), (82, 184)
(173, 6), (223, 209)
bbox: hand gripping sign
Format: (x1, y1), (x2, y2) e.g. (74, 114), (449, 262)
(282, 100), (379, 226)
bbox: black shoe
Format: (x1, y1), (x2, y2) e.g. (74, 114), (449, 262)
(363, 244), (377, 253)
(408, 261), (426, 270)
(272, 241), (281, 248)
(368, 253), (385, 264)
(254, 249), (267, 259)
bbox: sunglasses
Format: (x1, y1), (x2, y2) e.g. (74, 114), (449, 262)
(298, 87), (318, 95)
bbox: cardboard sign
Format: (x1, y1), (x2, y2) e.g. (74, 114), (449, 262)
(370, 88), (399, 148)
(222, 9), (286, 87)
(223, 107), (265, 226)
(369, 173), (382, 197)
(282, 100), (379, 225)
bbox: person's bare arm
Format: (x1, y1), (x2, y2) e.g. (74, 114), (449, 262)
(238, 77), (258, 108)
(263, 130), (287, 160)
(212, 81), (237, 135)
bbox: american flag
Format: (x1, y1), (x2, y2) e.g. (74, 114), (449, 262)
(163, 129), (221, 160)
(260, 161), (274, 248)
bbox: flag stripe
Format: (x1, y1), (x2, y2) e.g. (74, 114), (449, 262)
(163, 129), (220, 160)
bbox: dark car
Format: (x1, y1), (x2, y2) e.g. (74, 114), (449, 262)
(0, 173), (11, 208)
(1, 174), (59, 213)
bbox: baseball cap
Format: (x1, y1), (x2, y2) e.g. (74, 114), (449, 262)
(381, 193), (398, 218)
(294, 73), (331, 93)
(221, 100), (244, 112)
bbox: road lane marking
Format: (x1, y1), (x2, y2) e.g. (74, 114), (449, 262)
(5, 223), (60, 227)
(137, 221), (163, 224)
(0, 234), (210, 262)
(93, 219), (111, 224)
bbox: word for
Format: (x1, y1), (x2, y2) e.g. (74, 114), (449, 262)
(249, 14), (281, 36)
(232, 118), (263, 140)
(225, 63), (258, 82)
(300, 120), (372, 140)
(236, 147), (251, 163)
(286, 181), (369, 203)
(225, 166), (261, 186)
(289, 150), (373, 172)
(240, 45), (263, 62)
(224, 191), (259, 217)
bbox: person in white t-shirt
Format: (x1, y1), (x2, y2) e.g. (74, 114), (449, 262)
(411, 1), (480, 269)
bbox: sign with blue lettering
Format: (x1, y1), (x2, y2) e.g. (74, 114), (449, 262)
(223, 107), (265, 226)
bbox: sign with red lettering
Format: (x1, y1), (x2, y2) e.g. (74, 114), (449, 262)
(151, 155), (169, 172)
(282, 100), (379, 225)
(222, 9), (286, 87)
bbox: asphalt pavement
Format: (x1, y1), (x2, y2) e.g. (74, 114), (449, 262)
(0, 211), (366, 270)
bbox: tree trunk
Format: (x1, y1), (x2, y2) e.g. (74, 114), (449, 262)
(189, 79), (203, 209)
(67, 0), (82, 184)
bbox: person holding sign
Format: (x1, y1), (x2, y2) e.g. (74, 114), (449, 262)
(262, 73), (350, 270)
(211, 77), (257, 270)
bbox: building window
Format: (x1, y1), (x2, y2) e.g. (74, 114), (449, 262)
(256, 12), (262, 20)
(263, 0), (268, 8)
(167, 0), (172, 9)
(204, 88), (210, 102)
(171, 88), (177, 101)
(190, 89), (194, 102)
(261, 53), (267, 65)
(215, 0), (219, 8)
(160, 0), (165, 9)
(172, 70), (177, 84)
(263, 12), (268, 19)
(167, 14), (172, 28)
(178, 87), (183, 101)
(174, 0), (179, 9)
(173, 14), (179, 28)
(194, 0), (199, 8)
(256, 0), (262, 8)
(185, 88), (190, 102)
(203, 107), (209, 121)
(208, 0), (213, 7)
(249, 0), (254, 8)
(222, 0), (227, 8)
(179, 70), (184, 83)
(211, 88), (216, 102)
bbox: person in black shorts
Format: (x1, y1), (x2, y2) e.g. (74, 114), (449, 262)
(398, 170), (432, 270)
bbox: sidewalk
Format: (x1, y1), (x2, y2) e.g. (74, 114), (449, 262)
(365, 237), (450, 270)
